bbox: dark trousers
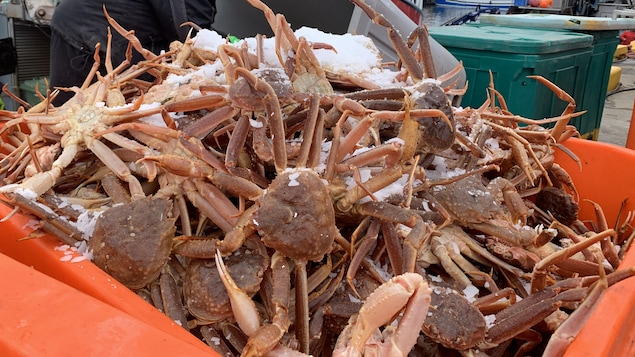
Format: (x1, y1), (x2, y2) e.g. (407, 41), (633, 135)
(49, 29), (96, 106)
(49, 29), (164, 107)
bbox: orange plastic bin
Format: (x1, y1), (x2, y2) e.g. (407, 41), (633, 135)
(1, 137), (634, 355)
(556, 139), (635, 356)
(0, 252), (215, 356)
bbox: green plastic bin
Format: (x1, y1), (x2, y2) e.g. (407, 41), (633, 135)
(575, 30), (619, 140)
(428, 24), (594, 136)
(19, 77), (49, 107)
(479, 14), (635, 140)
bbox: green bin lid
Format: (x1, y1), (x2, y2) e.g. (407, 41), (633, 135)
(479, 14), (635, 31)
(428, 24), (593, 54)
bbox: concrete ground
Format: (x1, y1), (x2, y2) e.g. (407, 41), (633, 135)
(598, 57), (635, 147)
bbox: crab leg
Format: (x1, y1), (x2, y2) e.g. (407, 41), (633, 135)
(474, 278), (585, 351)
(530, 229), (616, 293)
(235, 67), (286, 173)
(188, 179), (238, 232)
(336, 142), (404, 172)
(0, 141), (84, 198)
(348, 0), (424, 82)
(334, 114), (373, 162)
(0, 191), (85, 245)
(296, 94), (320, 168)
(217, 249), (293, 357)
(347, 218), (382, 293)
(100, 131), (159, 181)
(585, 199), (621, 269)
(218, 44), (246, 84)
(353, 201), (433, 273)
(407, 25), (436, 79)
(446, 224), (527, 278)
(87, 138), (146, 200)
(335, 167), (403, 213)
(103, 5), (158, 62)
(431, 234), (482, 288)
(163, 94), (228, 112)
(224, 114), (251, 174)
(245, 0), (294, 62)
(182, 106), (238, 139)
(542, 266), (608, 357)
(527, 75), (576, 143)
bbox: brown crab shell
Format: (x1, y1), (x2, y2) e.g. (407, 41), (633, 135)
(253, 169), (338, 263)
(89, 198), (176, 290)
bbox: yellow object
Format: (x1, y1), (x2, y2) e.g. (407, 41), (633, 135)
(615, 44), (628, 59)
(608, 66), (622, 92)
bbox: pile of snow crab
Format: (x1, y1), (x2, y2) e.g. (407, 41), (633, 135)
(1, 0), (634, 356)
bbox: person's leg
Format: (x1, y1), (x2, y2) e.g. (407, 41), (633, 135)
(49, 30), (95, 106)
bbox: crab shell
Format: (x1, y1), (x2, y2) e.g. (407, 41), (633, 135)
(253, 169), (337, 263)
(90, 197), (176, 290)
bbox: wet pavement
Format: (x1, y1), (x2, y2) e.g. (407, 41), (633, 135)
(598, 56), (635, 147)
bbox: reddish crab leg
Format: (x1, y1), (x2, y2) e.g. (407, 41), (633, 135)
(530, 229), (616, 293)
(542, 266), (608, 357)
(527, 75), (577, 143)
(585, 199), (621, 269)
(234, 67), (286, 173)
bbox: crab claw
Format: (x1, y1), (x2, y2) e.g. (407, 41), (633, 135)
(215, 249), (261, 336)
(334, 272), (432, 356)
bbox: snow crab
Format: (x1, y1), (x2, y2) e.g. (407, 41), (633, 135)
(207, 62), (442, 355)
(99, 123), (245, 235)
(183, 236), (270, 326)
(419, 275), (583, 353)
(0, 15), (166, 201)
(216, 168), (339, 355)
(89, 197), (176, 289)
(431, 175), (548, 248)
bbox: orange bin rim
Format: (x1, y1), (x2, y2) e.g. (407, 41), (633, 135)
(0, 251), (216, 356)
